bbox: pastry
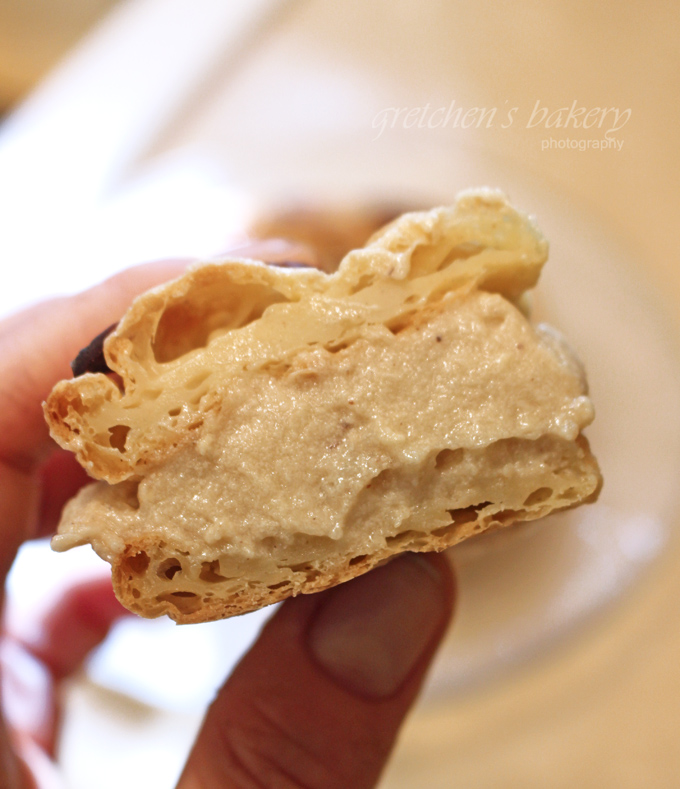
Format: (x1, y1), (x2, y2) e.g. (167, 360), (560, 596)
(44, 189), (601, 623)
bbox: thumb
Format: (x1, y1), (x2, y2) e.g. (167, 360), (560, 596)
(176, 552), (455, 789)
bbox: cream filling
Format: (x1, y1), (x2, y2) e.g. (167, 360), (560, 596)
(53, 289), (594, 565)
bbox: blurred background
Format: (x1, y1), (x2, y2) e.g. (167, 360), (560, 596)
(1, 1), (679, 787)
(0, 0), (120, 110)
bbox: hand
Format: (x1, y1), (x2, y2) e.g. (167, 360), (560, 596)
(0, 244), (456, 788)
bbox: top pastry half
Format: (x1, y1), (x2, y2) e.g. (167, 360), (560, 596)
(44, 189), (581, 484)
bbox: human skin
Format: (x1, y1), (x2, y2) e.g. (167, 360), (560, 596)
(0, 243), (455, 788)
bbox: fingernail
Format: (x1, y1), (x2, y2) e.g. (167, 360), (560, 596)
(307, 554), (451, 699)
